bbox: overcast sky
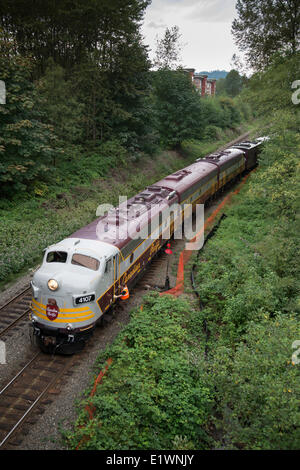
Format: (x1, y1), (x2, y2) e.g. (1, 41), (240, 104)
(141, 0), (240, 72)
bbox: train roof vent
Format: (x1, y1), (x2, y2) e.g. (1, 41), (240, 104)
(134, 191), (156, 203)
(147, 186), (170, 198)
(128, 200), (150, 216)
(206, 153), (223, 160)
(147, 185), (162, 192)
(165, 169), (191, 181)
(147, 186), (170, 196)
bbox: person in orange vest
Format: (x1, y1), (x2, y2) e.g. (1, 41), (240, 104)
(114, 285), (130, 300)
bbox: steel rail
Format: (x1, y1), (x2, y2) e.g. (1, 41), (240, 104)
(0, 353), (73, 449)
(0, 287), (32, 338)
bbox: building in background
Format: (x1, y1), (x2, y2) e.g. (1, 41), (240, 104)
(184, 69), (216, 96)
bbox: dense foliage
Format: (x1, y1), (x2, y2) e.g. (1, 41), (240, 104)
(0, 2), (249, 198)
(152, 69), (244, 147)
(0, 36), (58, 195)
(232, 0), (299, 69)
(192, 122), (299, 449)
(0, 0), (151, 75)
(239, 52), (300, 116)
(217, 69), (244, 97)
(65, 295), (212, 450)
(0, 1), (154, 197)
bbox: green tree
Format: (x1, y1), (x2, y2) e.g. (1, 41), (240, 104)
(0, 0), (151, 76)
(0, 1), (153, 151)
(36, 59), (85, 144)
(0, 34), (58, 196)
(105, 30), (154, 152)
(224, 69), (243, 97)
(71, 29), (152, 149)
(153, 26), (183, 70)
(241, 53), (300, 115)
(232, 0), (300, 69)
(199, 96), (241, 131)
(215, 77), (227, 96)
(151, 69), (204, 147)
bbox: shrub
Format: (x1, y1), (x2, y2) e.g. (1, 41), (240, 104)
(65, 295), (212, 450)
(209, 316), (299, 450)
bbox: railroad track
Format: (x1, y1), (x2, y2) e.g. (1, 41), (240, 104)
(0, 351), (74, 449)
(218, 131), (250, 152)
(0, 287), (32, 339)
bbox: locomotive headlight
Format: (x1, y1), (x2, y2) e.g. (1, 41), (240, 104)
(48, 279), (59, 291)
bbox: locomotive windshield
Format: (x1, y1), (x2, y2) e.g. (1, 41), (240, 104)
(46, 251), (67, 263)
(71, 253), (100, 271)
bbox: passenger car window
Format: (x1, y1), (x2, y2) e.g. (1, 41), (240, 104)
(71, 253), (99, 271)
(46, 251), (67, 263)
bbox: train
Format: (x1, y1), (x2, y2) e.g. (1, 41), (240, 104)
(30, 137), (267, 354)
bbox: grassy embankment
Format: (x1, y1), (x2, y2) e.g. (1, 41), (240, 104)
(0, 126), (248, 290)
(63, 118), (299, 450)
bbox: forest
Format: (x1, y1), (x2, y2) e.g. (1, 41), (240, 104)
(0, 0), (299, 451)
(0, 0), (247, 200)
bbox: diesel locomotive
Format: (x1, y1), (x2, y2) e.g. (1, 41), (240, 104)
(30, 137), (266, 353)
